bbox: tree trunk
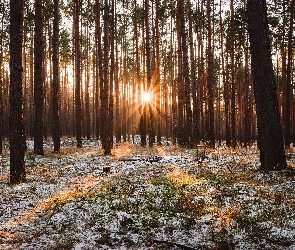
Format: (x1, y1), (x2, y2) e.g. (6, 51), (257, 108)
(9, 0), (26, 184)
(176, 0), (184, 146)
(285, 0), (295, 148)
(247, 0), (287, 170)
(74, 0), (82, 148)
(230, 0), (236, 147)
(109, 0), (115, 148)
(83, 20), (91, 140)
(0, 78), (2, 155)
(122, 51), (127, 142)
(0, 14), (4, 154)
(115, 14), (120, 143)
(197, 1), (204, 141)
(34, 0), (44, 155)
(94, 0), (101, 140)
(207, 0), (215, 147)
(134, 0), (140, 145)
(145, 0), (153, 147)
(140, 0), (149, 146)
(155, 0), (161, 146)
(244, 41), (251, 147)
(52, 0), (60, 152)
(29, 28), (34, 138)
(189, 0), (198, 145)
(170, 18), (177, 143)
(101, 0), (112, 155)
(178, 0), (192, 146)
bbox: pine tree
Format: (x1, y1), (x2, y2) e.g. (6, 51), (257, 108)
(247, 0), (287, 170)
(52, 0), (60, 152)
(9, 0), (26, 184)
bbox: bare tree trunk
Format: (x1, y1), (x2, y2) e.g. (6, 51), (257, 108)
(243, 3), (251, 147)
(101, 0), (112, 155)
(197, 1), (204, 141)
(155, 0), (161, 146)
(170, 19), (177, 143)
(134, 0), (140, 144)
(122, 49), (127, 142)
(285, 0), (295, 148)
(189, 0), (198, 145)
(109, 0), (115, 148)
(219, 0), (225, 143)
(84, 21), (91, 140)
(145, 0), (153, 147)
(74, 0), (82, 148)
(0, 14), (4, 154)
(207, 0), (215, 147)
(94, 0), (101, 140)
(115, 17), (120, 143)
(281, 3), (287, 147)
(230, 0), (236, 147)
(52, 0), (60, 152)
(178, 0), (192, 146)
(29, 28), (34, 138)
(34, 0), (44, 155)
(247, 0), (286, 170)
(244, 40), (251, 147)
(176, 0), (184, 146)
(9, 0), (26, 184)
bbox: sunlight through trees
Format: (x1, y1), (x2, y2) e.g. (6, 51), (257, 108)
(0, 0), (294, 179)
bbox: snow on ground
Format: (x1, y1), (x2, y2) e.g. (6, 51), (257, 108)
(0, 137), (295, 249)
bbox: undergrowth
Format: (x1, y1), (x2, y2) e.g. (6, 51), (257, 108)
(32, 163), (295, 249)
(2, 143), (295, 250)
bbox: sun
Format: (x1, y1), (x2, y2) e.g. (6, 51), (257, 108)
(143, 92), (151, 102)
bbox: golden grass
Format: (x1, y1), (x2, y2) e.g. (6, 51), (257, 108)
(167, 168), (205, 187)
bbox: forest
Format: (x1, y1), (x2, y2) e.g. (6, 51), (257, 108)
(1, 0), (295, 249)
(0, 0), (294, 151)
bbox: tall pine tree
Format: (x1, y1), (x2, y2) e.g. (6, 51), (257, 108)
(9, 0), (26, 184)
(247, 0), (287, 170)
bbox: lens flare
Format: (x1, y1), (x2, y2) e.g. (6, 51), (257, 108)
(143, 92), (151, 102)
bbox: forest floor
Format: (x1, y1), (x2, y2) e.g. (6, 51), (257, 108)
(0, 137), (295, 250)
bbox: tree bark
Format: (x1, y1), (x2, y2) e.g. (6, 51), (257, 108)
(34, 0), (44, 155)
(0, 14), (4, 154)
(94, 0), (101, 140)
(74, 0), (82, 148)
(109, 0), (115, 148)
(145, 0), (153, 147)
(247, 0), (287, 170)
(9, 0), (26, 184)
(285, 0), (295, 148)
(176, 0), (184, 146)
(52, 0), (60, 152)
(84, 22), (91, 140)
(101, 0), (112, 155)
(179, 0), (192, 146)
(230, 0), (236, 147)
(189, 0), (198, 145)
(155, 0), (162, 146)
(115, 17), (120, 143)
(207, 0), (215, 147)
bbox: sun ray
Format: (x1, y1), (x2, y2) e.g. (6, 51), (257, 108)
(143, 92), (151, 102)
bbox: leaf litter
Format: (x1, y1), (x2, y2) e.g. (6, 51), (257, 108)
(0, 137), (295, 249)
